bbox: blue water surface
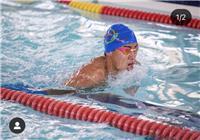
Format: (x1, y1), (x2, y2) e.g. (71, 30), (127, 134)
(1, 1), (200, 140)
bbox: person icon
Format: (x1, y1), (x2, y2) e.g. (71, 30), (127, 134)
(13, 122), (21, 130)
(9, 117), (25, 134)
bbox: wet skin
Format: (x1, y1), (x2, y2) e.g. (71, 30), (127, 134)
(65, 43), (139, 88)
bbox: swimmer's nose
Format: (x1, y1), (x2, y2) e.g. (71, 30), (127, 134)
(128, 55), (133, 60)
(128, 53), (134, 60)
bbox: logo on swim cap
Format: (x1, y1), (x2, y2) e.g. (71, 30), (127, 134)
(104, 24), (137, 53)
(104, 29), (119, 45)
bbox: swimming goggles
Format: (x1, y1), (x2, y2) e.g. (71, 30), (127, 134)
(117, 45), (138, 55)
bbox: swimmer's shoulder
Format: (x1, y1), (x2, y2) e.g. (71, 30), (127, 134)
(91, 56), (105, 65)
(79, 56), (105, 71)
(65, 56), (106, 88)
(92, 56), (107, 75)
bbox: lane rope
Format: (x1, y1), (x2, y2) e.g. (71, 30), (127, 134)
(57, 0), (200, 29)
(1, 88), (200, 139)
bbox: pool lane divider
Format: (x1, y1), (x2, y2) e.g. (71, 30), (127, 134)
(57, 0), (200, 29)
(1, 88), (200, 139)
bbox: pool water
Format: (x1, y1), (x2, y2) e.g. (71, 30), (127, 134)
(1, 1), (200, 140)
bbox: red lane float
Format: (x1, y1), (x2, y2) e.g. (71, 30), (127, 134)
(57, 0), (71, 4)
(56, 0), (200, 29)
(1, 88), (200, 140)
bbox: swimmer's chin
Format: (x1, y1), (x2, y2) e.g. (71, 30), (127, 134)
(127, 65), (134, 71)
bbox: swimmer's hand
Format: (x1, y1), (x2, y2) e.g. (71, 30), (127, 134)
(124, 85), (139, 96)
(44, 89), (77, 95)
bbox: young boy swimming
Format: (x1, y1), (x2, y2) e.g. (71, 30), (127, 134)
(2, 24), (139, 95)
(65, 23), (139, 89)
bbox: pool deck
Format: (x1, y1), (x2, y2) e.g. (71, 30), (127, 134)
(97, 0), (200, 18)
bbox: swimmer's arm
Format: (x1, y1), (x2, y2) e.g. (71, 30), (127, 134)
(123, 86), (139, 96)
(2, 83), (77, 95)
(44, 89), (77, 95)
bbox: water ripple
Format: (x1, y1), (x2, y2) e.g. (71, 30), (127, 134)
(1, 1), (200, 139)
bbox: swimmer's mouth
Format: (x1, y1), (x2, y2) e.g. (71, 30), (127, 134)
(128, 63), (134, 66)
(127, 63), (134, 71)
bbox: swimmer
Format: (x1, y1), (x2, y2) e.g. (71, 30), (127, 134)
(2, 24), (139, 95)
(65, 23), (139, 89)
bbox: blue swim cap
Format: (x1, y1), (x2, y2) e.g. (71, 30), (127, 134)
(104, 24), (137, 53)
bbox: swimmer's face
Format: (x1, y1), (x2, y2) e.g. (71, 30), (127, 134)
(111, 43), (138, 71)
